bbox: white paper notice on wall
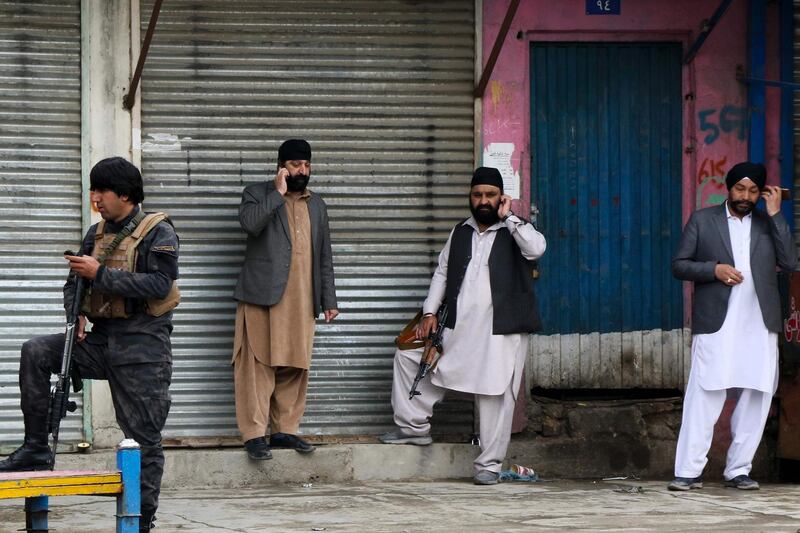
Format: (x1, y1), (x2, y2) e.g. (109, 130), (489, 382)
(482, 143), (520, 199)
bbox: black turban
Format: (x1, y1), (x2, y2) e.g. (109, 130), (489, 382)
(726, 161), (766, 190)
(278, 139), (312, 161)
(470, 166), (504, 192)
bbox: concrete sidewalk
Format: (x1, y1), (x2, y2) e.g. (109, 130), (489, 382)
(0, 440), (675, 489)
(1, 479), (798, 532)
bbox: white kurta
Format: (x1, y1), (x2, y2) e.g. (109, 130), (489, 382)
(422, 215), (546, 396)
(690, 205), (778, 394)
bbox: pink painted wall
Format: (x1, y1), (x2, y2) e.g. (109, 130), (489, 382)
(481, 0), (782, 221)
(484, 0), (784, 449)
(765, 6), (781, 185)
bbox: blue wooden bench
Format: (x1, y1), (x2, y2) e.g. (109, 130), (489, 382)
(0, 439), (140, 532)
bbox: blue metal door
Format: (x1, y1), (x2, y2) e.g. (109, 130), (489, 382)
(530, 42), (683, 336)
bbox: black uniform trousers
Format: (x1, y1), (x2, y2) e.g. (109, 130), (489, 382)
(20, 333), (172, 516)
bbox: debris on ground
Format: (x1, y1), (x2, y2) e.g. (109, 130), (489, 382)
(499, 465), (540, 482)
(602, 475), (641, 481)
(613, 485), (645, 494)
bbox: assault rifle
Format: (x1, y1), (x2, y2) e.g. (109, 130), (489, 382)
(48, 251), (85, 469)
(408, 305), (448, 400)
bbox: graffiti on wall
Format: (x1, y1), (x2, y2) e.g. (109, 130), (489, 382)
(489, 80), (513, 111)
(485, 116), (522, 136)
(786, 295), (800, 343)
(698, 106), (747, 145)
(696, 155), (728, 208)
(485, 81), (521, 136)
(694, 104), (746, 208)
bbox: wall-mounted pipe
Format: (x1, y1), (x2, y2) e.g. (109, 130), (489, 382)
(474, 0), (520, 98)
(748, 0), (766, 163)
(123, 0), (164, 110)
(779, 0), (794, 227)
(683, 0), (735, 64)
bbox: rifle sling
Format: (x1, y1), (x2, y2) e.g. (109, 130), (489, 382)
(96, 209), (147, 262)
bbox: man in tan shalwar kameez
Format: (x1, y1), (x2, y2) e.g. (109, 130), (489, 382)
(232, 139), (338, 460)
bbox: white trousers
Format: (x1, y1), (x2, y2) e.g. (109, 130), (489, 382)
(390, 348), (517, 474)
(674, 373), (773, 480)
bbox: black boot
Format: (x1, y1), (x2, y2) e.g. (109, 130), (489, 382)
(0, 440), (51, 472)
(0, 415), (52, 472)
(139, 510), (156, 532)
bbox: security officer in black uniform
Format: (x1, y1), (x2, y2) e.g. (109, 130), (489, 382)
(0, 157), (179, 532)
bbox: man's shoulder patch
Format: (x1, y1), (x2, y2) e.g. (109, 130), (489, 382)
(152, 245), (176, 252)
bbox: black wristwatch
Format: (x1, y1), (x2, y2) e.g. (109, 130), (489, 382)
(502, 211), (514, 222)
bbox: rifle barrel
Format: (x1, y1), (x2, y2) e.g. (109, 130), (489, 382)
(49, 273), (85, 469)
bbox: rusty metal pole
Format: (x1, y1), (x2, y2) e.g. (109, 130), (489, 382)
(682, 0), (734, 64)
(474, 0), (521, 99)
(123, 0), (164, 110)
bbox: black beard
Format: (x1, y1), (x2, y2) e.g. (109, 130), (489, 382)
(470, 202), (500, 225)
(731, 199), (754, 215)
(286, 174), (309, 192)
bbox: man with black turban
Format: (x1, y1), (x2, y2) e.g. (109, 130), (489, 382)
(669, 161), (797, 491)
(380, 167), (547, 485)
(232, 139), (338, 461)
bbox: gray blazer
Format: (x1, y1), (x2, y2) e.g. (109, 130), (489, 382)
(233, 181), (337, 316)
(672, 203), (797, 334)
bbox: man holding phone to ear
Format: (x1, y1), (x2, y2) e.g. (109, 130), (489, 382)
(233, 139), (338, 461)
(669, 161), (797, 491)
(380, 167), (546, 486)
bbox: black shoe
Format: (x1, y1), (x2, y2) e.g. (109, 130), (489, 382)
(724, 474), (759, 490)
(0, 443), (52, 472)
(244, 437), (272, 460)
(270, 433), (315, 454)
(667, 476), (703, 491)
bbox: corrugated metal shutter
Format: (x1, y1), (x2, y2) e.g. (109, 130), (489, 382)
(529, 42), (686, 389)
(0, 0), (84, 449)
(139, 0), (475, 440)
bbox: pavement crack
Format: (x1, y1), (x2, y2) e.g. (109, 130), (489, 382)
(42, 498), (109, 509)
(667, 492), (797, 520)
(166, 512), (250, 532)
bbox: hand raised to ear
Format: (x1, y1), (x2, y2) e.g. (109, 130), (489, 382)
(498, 195), (513, 220)
(762, 185), (782, 216)
(275, 167), (289, 195)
